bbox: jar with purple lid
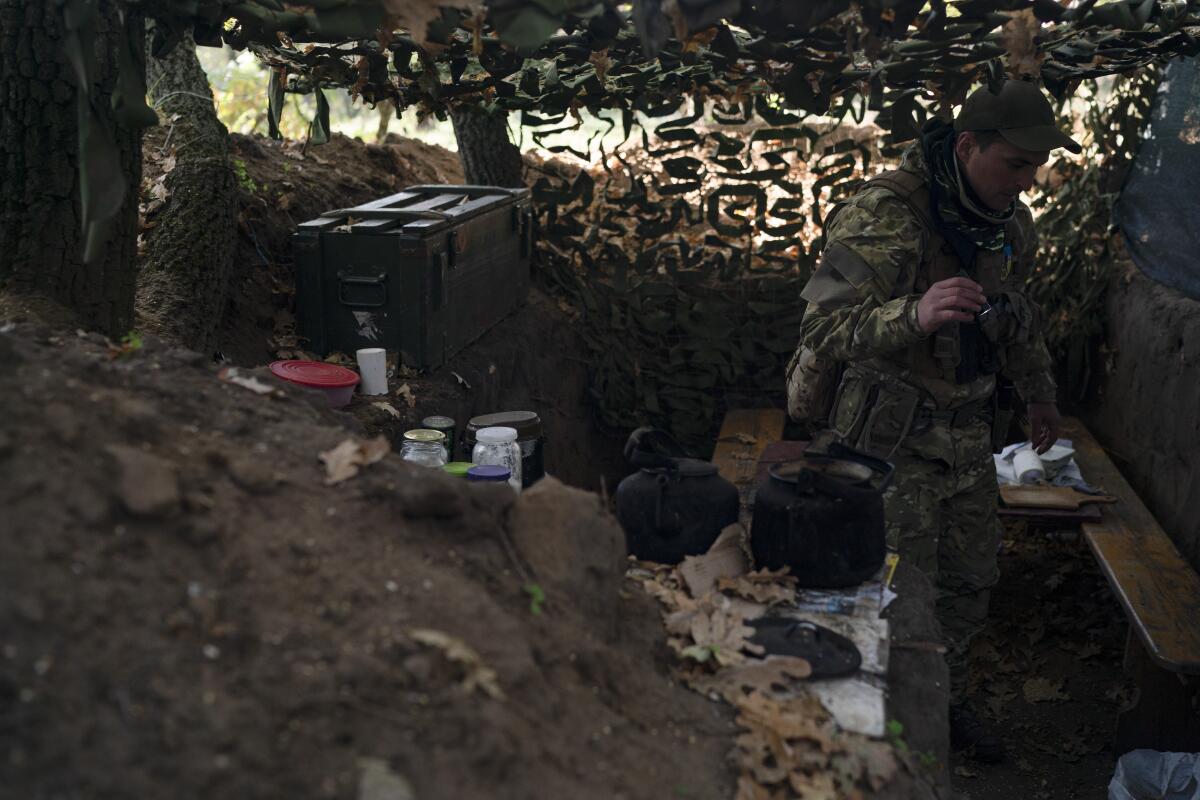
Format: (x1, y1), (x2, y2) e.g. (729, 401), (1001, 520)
(471, 426), (522, 492)
(466, 465), (512, 483)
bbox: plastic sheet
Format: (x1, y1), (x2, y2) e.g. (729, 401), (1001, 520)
(1116, 58), (1200, 301)
(1108, 749), (1200, 800)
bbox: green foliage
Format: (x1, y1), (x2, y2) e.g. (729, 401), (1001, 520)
(680, 644), (720, 662)
(1026, 70), (1162, 399)
(522, 583), (546, 615)
(885, 718), (938, 769)
(110, 331), (144, 359)
(231, 157), (257, 194)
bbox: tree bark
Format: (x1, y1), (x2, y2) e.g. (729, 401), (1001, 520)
(0, 0), (142, 336)
(448, 105), (525, 187)
(137, 24), (236, 354)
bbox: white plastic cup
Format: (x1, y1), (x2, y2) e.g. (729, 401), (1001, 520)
(355, 348), (388, 395)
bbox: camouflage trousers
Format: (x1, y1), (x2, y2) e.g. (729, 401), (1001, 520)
(882, 418), (1000, 699)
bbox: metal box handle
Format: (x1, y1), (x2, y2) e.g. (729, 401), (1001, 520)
(337, 271), (388, 308)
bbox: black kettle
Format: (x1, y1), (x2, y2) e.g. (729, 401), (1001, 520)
(750, 442), (893, 588)
(615, 427), (740, 565)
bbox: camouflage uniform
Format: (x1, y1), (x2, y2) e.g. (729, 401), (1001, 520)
(797, 144), (1057, 695)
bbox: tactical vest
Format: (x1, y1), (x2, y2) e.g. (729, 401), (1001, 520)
(846, 167), (1029, 386)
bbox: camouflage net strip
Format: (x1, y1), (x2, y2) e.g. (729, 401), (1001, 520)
(528, 69), (1160, 447)
(118, 2), (1181, 444)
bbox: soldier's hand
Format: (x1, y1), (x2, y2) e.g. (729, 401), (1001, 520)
(916, 277), (987, 334)
(1028, 402), (1061, 454)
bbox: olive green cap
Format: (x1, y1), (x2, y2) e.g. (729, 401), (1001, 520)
(954, 80), (1081, 154)
(443, 461), (474, 476)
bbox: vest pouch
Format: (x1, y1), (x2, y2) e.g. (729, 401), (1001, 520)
(786, 345), (844, 426)
(853, 377), (921, 459)
(828, 371), (877, 444)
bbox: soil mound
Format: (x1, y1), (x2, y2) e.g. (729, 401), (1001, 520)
(0, 323), (734, 799)
(139, 129), (465, 366)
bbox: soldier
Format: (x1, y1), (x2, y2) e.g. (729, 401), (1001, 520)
(792, 80), (1076, 762)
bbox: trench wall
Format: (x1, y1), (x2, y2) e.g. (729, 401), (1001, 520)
(1084, 259), (1200, 571)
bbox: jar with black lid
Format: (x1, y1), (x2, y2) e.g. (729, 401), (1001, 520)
(464, 411), (544, 488)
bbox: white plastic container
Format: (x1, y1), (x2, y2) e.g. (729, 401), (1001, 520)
(355, 347), (388, 395)
(472, 426), (522, 492)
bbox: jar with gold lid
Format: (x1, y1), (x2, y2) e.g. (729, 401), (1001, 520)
(400, 429), (448, 468)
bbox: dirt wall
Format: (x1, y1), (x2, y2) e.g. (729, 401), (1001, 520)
(0, 322), (737, 800)
(1085, 259), (1200, 570)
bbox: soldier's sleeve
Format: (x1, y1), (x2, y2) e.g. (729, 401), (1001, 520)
(1000, 207), (1058, 405)
(798, 190), (927, 361)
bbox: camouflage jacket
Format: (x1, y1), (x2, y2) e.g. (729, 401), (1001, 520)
(798, 144), (1058, 412)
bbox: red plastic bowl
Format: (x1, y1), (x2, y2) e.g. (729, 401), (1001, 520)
(269, 360), (360, 408)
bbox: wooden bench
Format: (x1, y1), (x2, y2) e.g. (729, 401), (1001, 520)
(1062, 417), (1200, 754)
(710, 408), (786, 489)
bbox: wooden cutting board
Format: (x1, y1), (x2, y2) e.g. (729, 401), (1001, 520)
(1000, 485), (1118, 510)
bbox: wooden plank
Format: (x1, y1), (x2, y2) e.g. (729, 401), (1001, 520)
(1063, 417), (1200, 674)
(711, 409), (786, 487)
(997, 502), (1101, 524)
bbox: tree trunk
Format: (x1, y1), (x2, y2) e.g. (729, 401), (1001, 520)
(137, 24), (236, 355)
(376, 98), (394, 143)
(448, 105), (525, 187)
(0, 0), (142, 336)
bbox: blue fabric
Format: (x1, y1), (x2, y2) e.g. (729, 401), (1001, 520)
(1116, 58), (1200, 301)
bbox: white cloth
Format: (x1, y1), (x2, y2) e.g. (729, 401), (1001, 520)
(994, 438), (1102, 494)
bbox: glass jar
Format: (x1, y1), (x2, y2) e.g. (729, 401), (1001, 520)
(466, 465), (511, 483)
(400, 428), (448, 468)
(472, 426), (521, 491)
(465, 411), (545, 488)
(422, 415), (456, 461)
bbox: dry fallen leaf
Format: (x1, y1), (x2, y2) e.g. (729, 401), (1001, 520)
(666, 593), (762, 667)
(409, 627), (504, 700)
(319, 436), (390, 485)
(735, 775), (780, 800)
(738, 691), (831, 745)
(1001, 8), (1045, 79)
(688, 658), (813, 705)
(218, 366), (280, 396)
(150, 177), (169, 203)
(718, 568), (798, 607)
(395, 383), (416, 408)
(380, 0), (483, 45)
(372, 401), (401, 418)
(1023, 676), (1069, 703)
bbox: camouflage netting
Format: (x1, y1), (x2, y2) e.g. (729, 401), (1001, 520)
(103, 1), (1194, 442)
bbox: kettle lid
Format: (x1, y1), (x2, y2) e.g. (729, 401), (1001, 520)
(769, 456), (874, 486)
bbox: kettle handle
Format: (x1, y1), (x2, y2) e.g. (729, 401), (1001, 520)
(624, 426), (688, 471)
(826, 442), (895, 492)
